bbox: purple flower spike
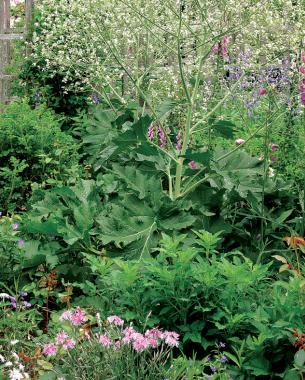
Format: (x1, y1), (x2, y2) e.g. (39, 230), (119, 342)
(158, 128), (167, 149)
(211, 366), (218, 373)
(219, 342), (226, 348)
(148, 125), (155, 141)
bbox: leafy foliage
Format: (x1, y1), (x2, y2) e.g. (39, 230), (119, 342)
(77, 234), (305, 378)
(0, 101), (80, 211)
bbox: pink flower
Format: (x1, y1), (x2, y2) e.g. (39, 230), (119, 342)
(188, 161), (197, 170)
(99, 334), (112, 347)
(145, 328), (163, 340)
(62, 338), (76, 350)
(270, 155), (277, 161)
(122, 326), (136, 344)
(300, 67), (305, 75)
(55, 331), (69, 345)
(43, 343), (58, 357)
(258, 88), (267, 96)
(132, 334), (150, 352)
(270, 143), (278, 151)
(147, 338), (158, 348)
(107, 315), (124, 326)
(163, 331), (179, 347)
(235, 138), (245, 145)
(70, 307), (86, 326)
(59, 310), (72, 322)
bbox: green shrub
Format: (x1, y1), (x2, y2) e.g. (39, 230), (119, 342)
(75, 234), (305, 378)
(0, 100), (80, 211)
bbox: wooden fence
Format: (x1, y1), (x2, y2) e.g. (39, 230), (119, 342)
(0, 0), (33, 104)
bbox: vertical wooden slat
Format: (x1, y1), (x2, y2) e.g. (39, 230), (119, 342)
(0, 0), (33, 106)
(0, 0), (11, 104)
(25, 0), (33, 57)
(4, 0), (11, 101)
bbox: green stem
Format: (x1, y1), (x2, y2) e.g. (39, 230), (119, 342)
(167, 164), (173, 200)
(174, 4), (208, 198)
(259, 99), (272, 255)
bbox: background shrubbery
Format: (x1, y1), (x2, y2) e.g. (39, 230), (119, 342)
(0, 101), (81, 212)
(1, 0), (305, 379)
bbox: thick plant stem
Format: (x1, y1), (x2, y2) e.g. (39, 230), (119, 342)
(174, 3), (206, 198)
(259, 98), (272, 260)
(174, 106), (192, 198)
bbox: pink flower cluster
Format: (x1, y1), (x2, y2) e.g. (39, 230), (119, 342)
(42, 309), (179, 359)
(99, 324), (179, 352)
(107, 315), (124, 326)
(59, 306), (87, 326)
(43, 331), (76, 357)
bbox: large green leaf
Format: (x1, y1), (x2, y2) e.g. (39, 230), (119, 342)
(82, 109), (118, 167)
(113, 115), (152, 149)
(112, 164), (160, 200)
(156, 98), (179, 121)
(211, 148), (264, 197)
(212, 120), (237, 139)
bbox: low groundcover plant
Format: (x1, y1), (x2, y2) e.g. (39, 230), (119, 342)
(28, 307), (180, 379)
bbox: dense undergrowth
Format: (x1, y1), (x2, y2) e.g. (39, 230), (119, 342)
(1, 0), (305, 379)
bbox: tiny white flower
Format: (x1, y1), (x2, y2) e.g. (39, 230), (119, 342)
(8, 368), (26, 380)
(12, 352), (19, 360)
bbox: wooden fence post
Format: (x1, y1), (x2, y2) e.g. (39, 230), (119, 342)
(0, 0), (34, 106)
(0, 0), (11, 104)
